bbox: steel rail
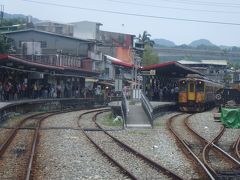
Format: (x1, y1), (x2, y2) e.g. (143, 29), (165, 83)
(78, 110), (137, 180)
(0, 112), (50, 157)
(94, 117), (183, 179)
(92, 111), (184, 180)
(234, 136), (240, 160)
(168, 113), (215, 180)
(202, 126), (225, 175)
(26, 107), (110, 180)
(185, 118), (240, 166)
(25, 112), (59, 180)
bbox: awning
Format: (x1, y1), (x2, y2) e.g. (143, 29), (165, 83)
(85, 78), (98, 82)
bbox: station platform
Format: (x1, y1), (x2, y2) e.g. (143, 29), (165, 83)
(109, 100), (177, 128)
(0, 98), (74, 110)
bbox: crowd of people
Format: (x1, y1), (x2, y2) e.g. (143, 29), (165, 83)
(0, 78), (116, 103)
(145, 78), (179, 102)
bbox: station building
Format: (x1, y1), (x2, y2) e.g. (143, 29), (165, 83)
(178, 60), (228, 83)
(0, 27), (135, 101)
(0, 29), (99, 100)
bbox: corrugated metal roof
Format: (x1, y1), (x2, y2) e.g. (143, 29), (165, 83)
(201, 60), (227, 65)
(3, 29), (93, 43)
(178, 60), (201, 65)
(178, 60), (227, 66)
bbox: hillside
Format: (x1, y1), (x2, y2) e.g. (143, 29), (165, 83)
(3, 12), (40, 23)
(189, 39), (215, 47)
(154, 38), (175, 47)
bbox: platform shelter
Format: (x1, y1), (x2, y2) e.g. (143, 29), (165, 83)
(0, 54), (99, 101)
(141, 61), (202, 102)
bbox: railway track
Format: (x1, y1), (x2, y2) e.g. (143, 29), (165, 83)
(184, 115), (240, 179)
(168, 113), (214, 179)
(0, 107), (117, 179)
(78, 110), (183, 180)
(168, 113), (240, 180)
(0, 112), (57, 179)
(231, 136), (240, 161)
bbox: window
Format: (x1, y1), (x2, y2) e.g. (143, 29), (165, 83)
(179, 80), (187, 92)
(40, 41), (47, 48)
(189, 82), (194, 92)
(55, 27), (63, 34)
(196, 81), (204, 92)
(19, 41), (22, 48)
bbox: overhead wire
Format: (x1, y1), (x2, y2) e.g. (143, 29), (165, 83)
(156, 0), (240, 8)
(22, 0), (240, 26)
(105, 0), (240, 14)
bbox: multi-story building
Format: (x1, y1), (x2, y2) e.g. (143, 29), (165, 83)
(178, 60), (228, 83)
(35, 21), (73, 36)
(70, 21), (102, 41)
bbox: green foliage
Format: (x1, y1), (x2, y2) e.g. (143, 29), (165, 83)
(0, 18), (26, 27)
(228, 61), (240, 70)
(142, 44), (159, 66)
(138, 30), (155, 47)
(223, 73), (232, 85)
(0, 33), (10, 53)
(102, 113), (123, 127)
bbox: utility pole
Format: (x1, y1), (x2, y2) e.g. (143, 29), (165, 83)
(132, 38), (144, 100)
(0, 5), (4, 26)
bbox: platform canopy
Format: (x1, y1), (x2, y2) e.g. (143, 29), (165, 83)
(141, 61), (202, 78)
(0, 54), (99, 78)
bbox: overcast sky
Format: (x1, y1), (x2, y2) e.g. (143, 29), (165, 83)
(3, 0), (240, 46)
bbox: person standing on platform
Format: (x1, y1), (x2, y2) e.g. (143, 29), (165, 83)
(0, 81), (3, 101)
(56, 84), (61, 98)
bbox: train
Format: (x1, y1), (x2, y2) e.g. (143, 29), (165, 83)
(178, 74), (223, 112)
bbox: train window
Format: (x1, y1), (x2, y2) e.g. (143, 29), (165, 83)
(189, 82), (194, 92)
(196, 81), (204, 92)
(179, 80), (187, 91)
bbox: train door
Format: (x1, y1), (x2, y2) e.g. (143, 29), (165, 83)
(188, 81), (195, 101)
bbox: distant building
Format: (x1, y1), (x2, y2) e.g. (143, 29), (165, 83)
(70, 21), (102, 40)
(178, 60), (228, 83)
(99, 30), (134, 64)
(35, 21), (73, 36)
(4, 29), (95, 69)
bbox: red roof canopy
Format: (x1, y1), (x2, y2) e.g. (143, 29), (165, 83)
(112, 60), (133, 68)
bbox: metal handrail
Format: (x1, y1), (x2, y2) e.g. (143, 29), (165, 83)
(121, 92), (129, 128)
(141, 93), (153, 123)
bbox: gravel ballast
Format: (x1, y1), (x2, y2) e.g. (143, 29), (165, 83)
(1, 108), (238, 179)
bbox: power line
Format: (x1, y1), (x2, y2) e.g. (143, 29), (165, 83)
(22, 0), (240, 26)
(105, 0), (240, 14)
(158, 0), (240, 8)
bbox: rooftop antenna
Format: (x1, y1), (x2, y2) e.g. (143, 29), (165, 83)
(0, 5), (4, 25)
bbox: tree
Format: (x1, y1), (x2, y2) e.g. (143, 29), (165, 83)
(0, 33), (10, 53)
(0, 18), (26, 27)
(138, 30), (155, 47)
(142, 44), (159, 66)
(223, 73), (232, 86)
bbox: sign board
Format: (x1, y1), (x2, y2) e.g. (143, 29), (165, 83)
(141, 70), (156, 76)
(115, 79), (123, 91)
